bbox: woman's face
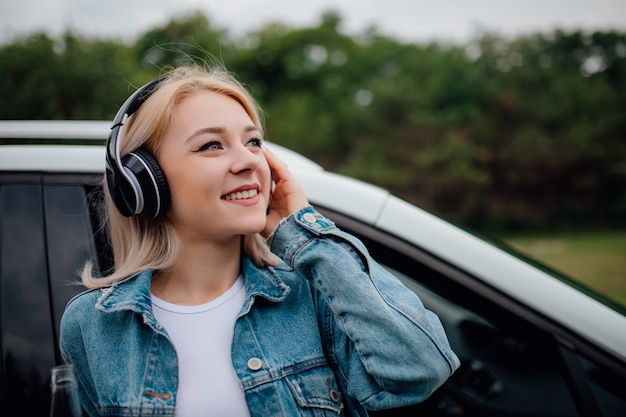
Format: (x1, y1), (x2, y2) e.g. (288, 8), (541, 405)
(157, 89), (271, 243)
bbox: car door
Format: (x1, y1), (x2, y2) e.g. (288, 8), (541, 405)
(314, 206), (626, 417)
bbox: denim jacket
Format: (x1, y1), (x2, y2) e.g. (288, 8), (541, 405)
(60, 206), (460, 417)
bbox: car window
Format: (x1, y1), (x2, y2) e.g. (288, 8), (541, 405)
(0, 176), (56, 415)
(579, 355), (626, 417)
(0, 173), (104, 415)
(43, 175), (104, 345)
(384, 266), (580, 417)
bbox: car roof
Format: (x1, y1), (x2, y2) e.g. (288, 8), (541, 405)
(1, 120), (625, 363)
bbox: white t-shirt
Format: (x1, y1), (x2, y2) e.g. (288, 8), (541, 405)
(151, 276), (250, 417)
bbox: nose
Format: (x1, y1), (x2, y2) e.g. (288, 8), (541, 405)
(229, 143), (263, 174)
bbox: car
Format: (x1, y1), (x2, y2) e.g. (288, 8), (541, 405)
(1, 120), (625, 417)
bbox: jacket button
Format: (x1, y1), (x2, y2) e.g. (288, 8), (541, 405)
(247, 357), (263, 371)
(302, 213), (317, 224)
(329, 388), (340, 403)
(327, 377), (341, 403)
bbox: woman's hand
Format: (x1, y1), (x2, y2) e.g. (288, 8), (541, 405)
(262, 146), (309, 238)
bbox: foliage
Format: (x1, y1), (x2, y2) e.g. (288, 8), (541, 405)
(0, 32), (138, 119)
(1, 10), (624, 233)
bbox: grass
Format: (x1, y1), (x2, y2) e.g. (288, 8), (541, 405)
(502, 230), (626, 311)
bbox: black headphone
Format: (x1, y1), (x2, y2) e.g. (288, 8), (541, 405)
(105, 77), (170, 218)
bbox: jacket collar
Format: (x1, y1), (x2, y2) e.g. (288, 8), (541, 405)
(95, 256), (291, 315)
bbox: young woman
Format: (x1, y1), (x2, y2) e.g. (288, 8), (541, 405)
(60, 65), (459, 417)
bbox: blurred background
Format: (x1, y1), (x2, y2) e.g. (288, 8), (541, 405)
(1, 1), (624, 308)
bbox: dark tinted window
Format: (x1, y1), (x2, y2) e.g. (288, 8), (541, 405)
(43, 179), (101, 340)
(1, 173), (104, 415)
(581, 355), (626, 417)
(0, 178), (55, 415)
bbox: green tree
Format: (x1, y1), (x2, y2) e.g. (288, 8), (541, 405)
(465, 30), (626, 230)
(0, 33), (60, 119)
(0, 12), (623, 233)
(0, 31), (137, 120)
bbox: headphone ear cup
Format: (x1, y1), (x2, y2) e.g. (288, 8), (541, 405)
(120, 148), (170, 218)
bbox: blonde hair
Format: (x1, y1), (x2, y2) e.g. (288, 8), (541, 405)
(82, 65), (280, 288)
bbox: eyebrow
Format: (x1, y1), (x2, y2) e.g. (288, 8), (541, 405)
(185, 125), (262, 143)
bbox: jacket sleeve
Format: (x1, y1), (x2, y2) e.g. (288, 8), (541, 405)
(269, 206), (460, 410)
(60, 292), (105, 417)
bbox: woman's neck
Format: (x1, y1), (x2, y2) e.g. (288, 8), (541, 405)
(151, 237), (242, 305)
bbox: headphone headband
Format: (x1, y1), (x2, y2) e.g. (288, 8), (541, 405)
(105, 77), (170, 218)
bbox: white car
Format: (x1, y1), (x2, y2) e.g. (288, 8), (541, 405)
(1, 120), (625, 417)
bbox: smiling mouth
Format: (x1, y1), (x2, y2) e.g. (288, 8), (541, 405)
(222, 189), (259, 201)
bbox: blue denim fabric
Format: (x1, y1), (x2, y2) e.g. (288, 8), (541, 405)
(60, 206), (459, 417)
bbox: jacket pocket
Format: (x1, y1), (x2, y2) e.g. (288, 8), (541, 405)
(285, 365), (344, 415)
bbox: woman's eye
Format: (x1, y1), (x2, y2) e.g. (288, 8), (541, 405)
(246, 138), (263, 148)
(196, 141), (222, 152)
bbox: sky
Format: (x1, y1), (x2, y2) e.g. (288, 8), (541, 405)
(1, 0), (625, 45)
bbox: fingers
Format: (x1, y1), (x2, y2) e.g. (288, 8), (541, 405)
(261, 145), (309, 219)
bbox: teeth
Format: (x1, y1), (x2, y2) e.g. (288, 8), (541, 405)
(223, 189), (258, 201)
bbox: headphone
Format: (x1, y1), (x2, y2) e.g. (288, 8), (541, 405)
(105, 77), (170, 218)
